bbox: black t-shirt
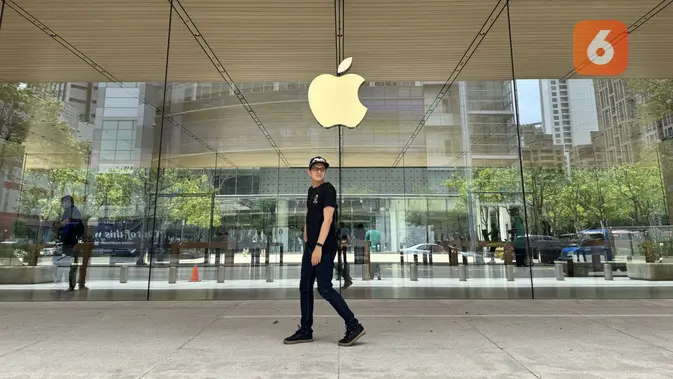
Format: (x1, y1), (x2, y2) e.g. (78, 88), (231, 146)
(305, 182), (338, 251)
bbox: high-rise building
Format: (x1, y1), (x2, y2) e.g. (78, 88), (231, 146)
(592, 79), (670, 165)
(539, 79), (599, 149)
(519, 122), (565, 168)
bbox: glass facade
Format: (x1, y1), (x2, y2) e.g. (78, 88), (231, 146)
(1, 0), (673, 300)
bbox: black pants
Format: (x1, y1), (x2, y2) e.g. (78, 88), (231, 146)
(300, 243), (358, 333)
(336, 246), (352, 282)
(514, 247), (527, 267)
(63, 244), (78, 290)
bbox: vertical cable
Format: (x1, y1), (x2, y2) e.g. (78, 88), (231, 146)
(146, 0), (174, 300)
(334, 0), (344, 291)
(506, 0), (534, 299)
(0, 0), (6, 30)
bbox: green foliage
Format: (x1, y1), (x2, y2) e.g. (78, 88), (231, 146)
(18, 167), (220, 237)
(627, 79), (673, 122)
(445, 164), (666, 236)
(0, 83), (90, 170)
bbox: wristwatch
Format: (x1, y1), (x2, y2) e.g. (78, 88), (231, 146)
(316, 242), (323, 247)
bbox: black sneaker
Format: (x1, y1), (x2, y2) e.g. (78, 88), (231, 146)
(338, 323), (365, 346)
(283, 327), (313, 345)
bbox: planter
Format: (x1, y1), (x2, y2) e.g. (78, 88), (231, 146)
(0, 265), (53, 284)
(627, 262), (673, 281)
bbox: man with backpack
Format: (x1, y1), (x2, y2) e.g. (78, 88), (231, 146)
(55, 195), (84, 291)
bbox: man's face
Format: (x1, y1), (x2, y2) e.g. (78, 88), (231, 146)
(308, 163), (326, 181)
(62, 198), (71, 209)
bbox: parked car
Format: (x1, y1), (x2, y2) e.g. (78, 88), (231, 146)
(40, 243), (62, 256)
(400, 243), (447, 260)
(558, 229), (615, 262)
(513, 235), (566, 264)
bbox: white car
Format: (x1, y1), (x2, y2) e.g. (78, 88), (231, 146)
(401, 243), (446, 256)
(41, 243), (62, 256)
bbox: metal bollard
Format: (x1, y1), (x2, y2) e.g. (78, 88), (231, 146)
(566, 258), (575, 277)
(458, 265), (467, 281)
(604, 263), (613, 280)
(555, 263), (565, 281)
(400, 251), (404, 265)
(362, 264), (371, 280)
(410, 262), (418, 281)
(168, 266), (177, 284)
(217, 265), (225, 283)
(422, 253), (428, 265)
(266, 264), (274, 282)
(119, 266), (128, 283)
(505, 265), (515, 281)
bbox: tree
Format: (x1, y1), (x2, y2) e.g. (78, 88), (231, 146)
(445, 167), (521, 232)
(444, 163), (667, 238)
(613, 164), (666, 226)
(627, 79), (673, 121)
(0, 83), (90, 172)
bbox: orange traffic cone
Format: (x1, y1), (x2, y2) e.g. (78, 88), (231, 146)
(189, 265), (200, 282)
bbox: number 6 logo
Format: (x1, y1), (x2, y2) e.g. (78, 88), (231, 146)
(574, 20), (628, 76)
(587, 30), (614, 65)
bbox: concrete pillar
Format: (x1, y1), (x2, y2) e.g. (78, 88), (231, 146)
(274, 199), (289, 256)
(217, 265), (225, 283)
(459, 265), (467, 281)
(119, 266), (128, 283)
(168, 266), (177, 284)
(362, 264), (371, 280)
(266, 264), (274, 282)
(505, 265), (515, 281)
(409, 262), (418, 281)
(555, 263), (565, 281)
(604, 263), (613, 280)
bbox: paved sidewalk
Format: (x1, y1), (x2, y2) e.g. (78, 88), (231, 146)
(1, 300), (672, 378)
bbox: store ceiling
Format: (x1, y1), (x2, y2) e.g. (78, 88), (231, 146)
(1, 0), (671, 82)
(3, 0), (673, 169)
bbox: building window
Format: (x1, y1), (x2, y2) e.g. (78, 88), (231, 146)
(441, 97), (451, 113)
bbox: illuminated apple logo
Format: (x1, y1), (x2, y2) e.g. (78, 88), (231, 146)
(308, 57), (368, 129)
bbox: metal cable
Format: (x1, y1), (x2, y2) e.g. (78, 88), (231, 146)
(169, 0), (290, 167)
(4, 0), (237, 169)
(392, 0), (507, 167)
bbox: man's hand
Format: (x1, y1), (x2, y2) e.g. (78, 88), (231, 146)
(311, 246), (323, 266)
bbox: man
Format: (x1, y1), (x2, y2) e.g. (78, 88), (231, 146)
(284, 156), (365, 347)
(364, 227), (382, 280)
(337, 223), (353, 289)
(55, 195), (84, 291)
(509, 207), (527, 267)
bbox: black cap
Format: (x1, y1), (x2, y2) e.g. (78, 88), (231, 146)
(309, 156), (329, 169)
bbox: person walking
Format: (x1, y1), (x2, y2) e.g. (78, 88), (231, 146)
(284, 156), (366, 347)
(54, 195), (84, 291)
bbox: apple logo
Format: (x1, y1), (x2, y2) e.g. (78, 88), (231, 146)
(308, 57), (368, 129)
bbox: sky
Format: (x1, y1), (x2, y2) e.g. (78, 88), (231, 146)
(515, 79), (542, 125)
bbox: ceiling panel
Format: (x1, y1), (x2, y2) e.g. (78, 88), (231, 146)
(507, 0), (670, 79)
(1, 0), (671, 82)
(168, 0), (335, 82)
(0, 0), (169, 82)
(346, 0), (501, 81)
(0, 5), (108, 82)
